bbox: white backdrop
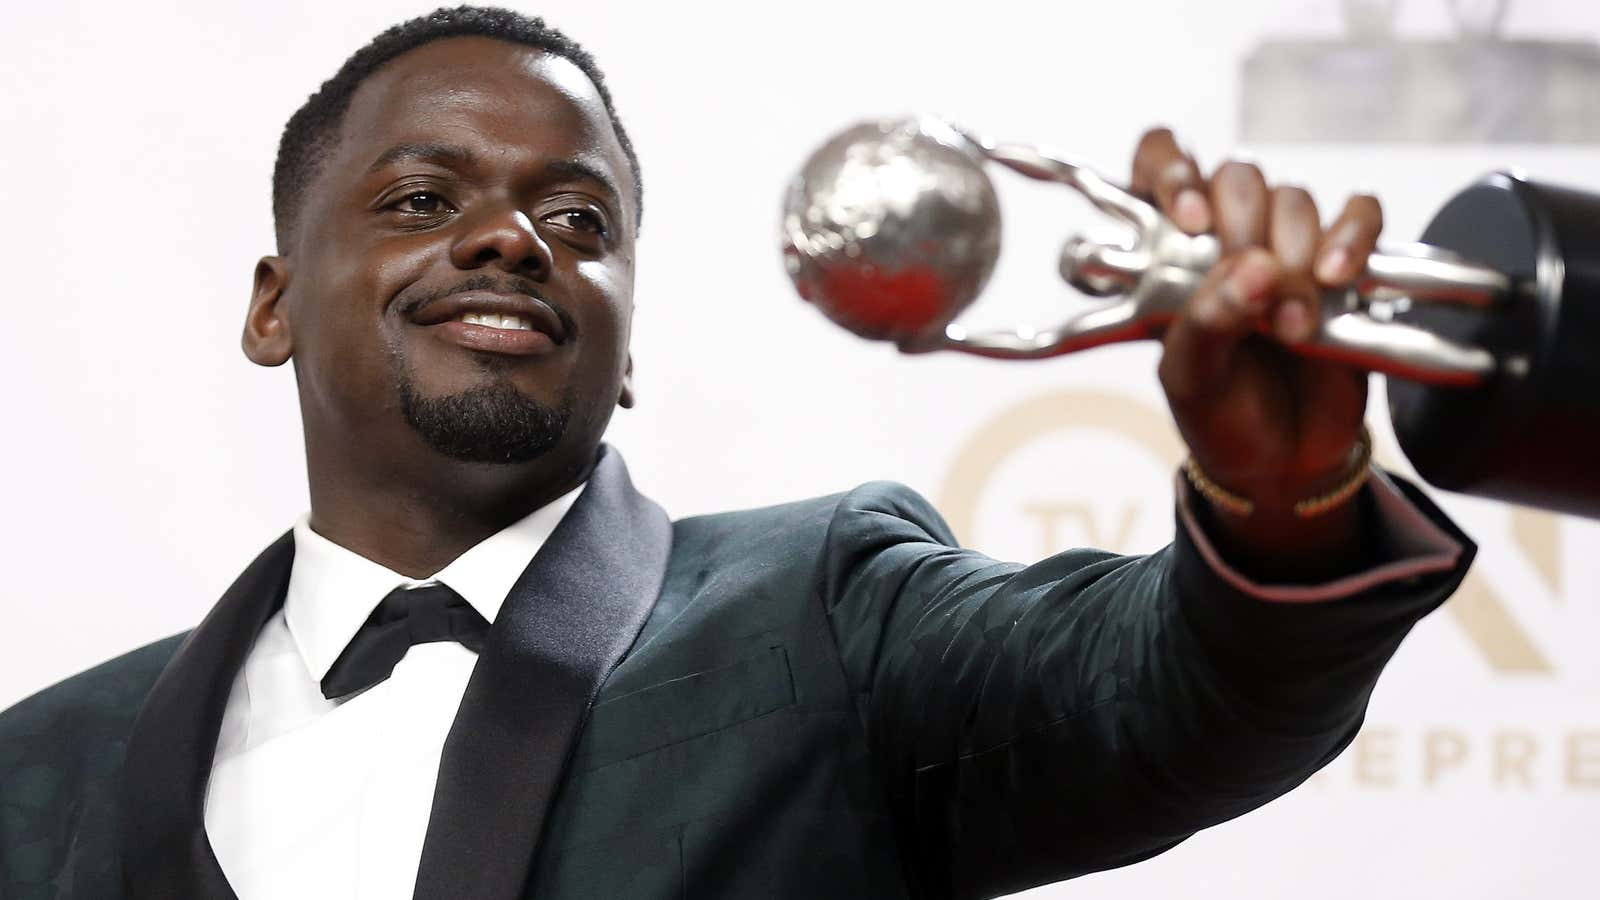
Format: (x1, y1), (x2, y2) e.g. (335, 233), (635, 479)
(4, 1), (1600, 897)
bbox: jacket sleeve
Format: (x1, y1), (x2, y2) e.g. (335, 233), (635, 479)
(817, 476), (1473, 900)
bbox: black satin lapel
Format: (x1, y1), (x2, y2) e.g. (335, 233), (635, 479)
(121, 533), (294, 900)
(414, 448), (673, 900)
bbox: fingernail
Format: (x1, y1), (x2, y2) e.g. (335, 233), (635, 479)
(1274, 299), (1315, 343)
(1174, 188), (1212, 233)
(1316, 247), (1350, 284)
(1226, 251), (1275, 310)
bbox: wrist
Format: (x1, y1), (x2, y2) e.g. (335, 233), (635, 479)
(1184, 426), (1373, 520)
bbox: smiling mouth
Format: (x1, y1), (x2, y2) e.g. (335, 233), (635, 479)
(458, 311), (539, 331)
(409, 290), (569, 357)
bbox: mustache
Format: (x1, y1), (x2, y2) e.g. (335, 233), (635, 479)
(401, 275), (575, 334)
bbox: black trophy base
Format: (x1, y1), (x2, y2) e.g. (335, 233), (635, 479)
(1389, 172), (1600, 519)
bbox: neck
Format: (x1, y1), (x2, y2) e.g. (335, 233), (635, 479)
(303, 439), (595, 579)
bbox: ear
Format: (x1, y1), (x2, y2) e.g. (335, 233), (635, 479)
(242, 256), (293, 366)
(618, 352), (635, 409)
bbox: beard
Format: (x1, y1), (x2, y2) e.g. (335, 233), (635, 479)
(396, 364), (574, 465)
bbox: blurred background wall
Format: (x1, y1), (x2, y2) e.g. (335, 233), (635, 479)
(3, 0), (1598, 896)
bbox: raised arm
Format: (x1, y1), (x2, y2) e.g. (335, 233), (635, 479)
(820, 478), (1469, 899)
(819, 127), (1477, 899)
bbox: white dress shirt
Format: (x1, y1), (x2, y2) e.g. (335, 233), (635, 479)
(204, 485), (582, 900)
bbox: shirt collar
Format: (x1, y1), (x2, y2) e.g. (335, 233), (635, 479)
(284, 483), (585, 682)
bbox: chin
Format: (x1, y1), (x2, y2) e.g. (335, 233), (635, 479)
(397, 373), (575, 466)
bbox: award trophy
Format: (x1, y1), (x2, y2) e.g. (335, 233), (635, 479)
(780, 117), (1600, 518)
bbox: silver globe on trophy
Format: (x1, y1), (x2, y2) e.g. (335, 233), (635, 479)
(780, 116), (1600, 518)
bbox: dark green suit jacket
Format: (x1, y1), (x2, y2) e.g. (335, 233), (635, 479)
(0, 449), (1472, 899)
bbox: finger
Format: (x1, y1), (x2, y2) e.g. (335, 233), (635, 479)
(1268, 186), (1320, 273)
(1158, 247), (1281, 408)
(1129, 127), (1211, 234)
(1268, 185), (1322, 345)
(1209, 160), (1269, 254)
(1314, 193), (1382, 285)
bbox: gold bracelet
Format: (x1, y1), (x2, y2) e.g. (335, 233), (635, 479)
(1181, 425), (1374, 519)
(1181, 455), (1256, 516)
(1292, 426), (1374, 518)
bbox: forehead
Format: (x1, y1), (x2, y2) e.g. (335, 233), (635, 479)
(333, 37), (629, 190)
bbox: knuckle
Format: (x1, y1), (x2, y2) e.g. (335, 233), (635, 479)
(1138, 126), (1176, 150)
(1157, 157), (1200, 192)
(1347, 193), (1384, 232)
(1349, 192), (1381, 212)
(1157, 353), (1192, 399)
(1273, 184), (1314, 208)
(1239, 244), (1280, 273)
(1157, 353), (1176, 387)
(1216, 159), (1265, 184)
(1273, 187), (1319, 231)
(1187, 293), (1230, 332)
(1133, 127), (1181, 184)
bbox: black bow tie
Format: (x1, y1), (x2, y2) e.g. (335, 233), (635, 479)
(320, 582), (490, 700)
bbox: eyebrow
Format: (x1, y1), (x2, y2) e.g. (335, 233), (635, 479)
(543, 158), (625, 215)
(365, 142), (478, 174)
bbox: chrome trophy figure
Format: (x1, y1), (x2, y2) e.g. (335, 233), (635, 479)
(781, 116), (1600, 517)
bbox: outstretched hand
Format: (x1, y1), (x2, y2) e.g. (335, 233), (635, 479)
(1131, 128), (1380, 575)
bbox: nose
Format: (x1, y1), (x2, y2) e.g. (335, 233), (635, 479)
(449, 207), (552, 280)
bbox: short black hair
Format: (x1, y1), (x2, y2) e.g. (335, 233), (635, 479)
(271, 5), (642, 252)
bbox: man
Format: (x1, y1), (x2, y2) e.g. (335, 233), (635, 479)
(0, 7), (1470, 900)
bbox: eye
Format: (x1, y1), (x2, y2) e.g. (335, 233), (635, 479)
(389, 191), (457, 216)
(543, 208), (608, 237)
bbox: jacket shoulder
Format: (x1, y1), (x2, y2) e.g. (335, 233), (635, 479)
(647, 482), (943, 627)
(829, 480), (957, 546)
(0, 635), (184, 895)
(667, 480), (951, 559)
(0, 633), (187, 750)
(671, 489), (844, 533)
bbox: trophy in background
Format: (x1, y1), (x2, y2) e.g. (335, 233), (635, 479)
(1241, 0), (1600, 144)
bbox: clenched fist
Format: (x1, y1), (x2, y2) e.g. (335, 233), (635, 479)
(1132, 128), (1380, 578)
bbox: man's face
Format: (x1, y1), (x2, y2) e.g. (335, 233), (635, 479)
(258, 37), (637, 478)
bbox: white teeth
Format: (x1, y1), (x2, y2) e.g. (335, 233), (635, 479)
(458, 312), (533, 331)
